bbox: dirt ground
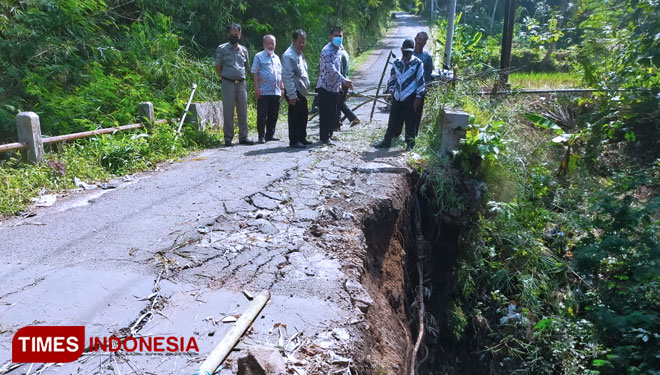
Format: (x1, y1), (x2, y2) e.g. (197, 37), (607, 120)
(0, 13), (430, 374)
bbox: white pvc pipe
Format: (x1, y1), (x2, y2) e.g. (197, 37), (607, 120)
(197, 290), (271, 375)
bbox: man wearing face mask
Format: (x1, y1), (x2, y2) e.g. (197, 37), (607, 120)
(251, 34), (283, 144)
(316, 26), (354, 145)
(374, 39), (425, 151)
(215, 23), (255, 146)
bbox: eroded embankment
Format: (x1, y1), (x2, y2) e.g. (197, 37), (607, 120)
(352, 173), (465, 375)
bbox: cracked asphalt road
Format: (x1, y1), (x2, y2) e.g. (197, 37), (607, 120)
(0, 13), (429, 374)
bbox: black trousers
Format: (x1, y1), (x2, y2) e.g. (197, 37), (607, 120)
(413, 93), (425, 136)
(384, 94), (416, 143)
(317, 87), (340, 141)
(287, 91), (308, 145)
(256, 95), (280, 140)
(339, 86), (357, 124)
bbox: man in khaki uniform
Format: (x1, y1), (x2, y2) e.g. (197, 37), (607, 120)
(215, 23), (255, 146)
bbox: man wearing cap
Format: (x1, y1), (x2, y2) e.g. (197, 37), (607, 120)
(413, 31), (434, 136)
(374, 39), (425, 151)
(215, 23), (255, 146)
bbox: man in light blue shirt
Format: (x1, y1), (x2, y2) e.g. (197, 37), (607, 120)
(252, 34), (283, 143)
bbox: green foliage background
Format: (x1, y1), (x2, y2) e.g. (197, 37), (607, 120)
(0, 0), (396, 141)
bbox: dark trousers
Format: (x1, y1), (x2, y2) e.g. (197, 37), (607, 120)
(257, 95), (280, 140)
(317, 87), (340, 141)
(287, 91), (308, 145)
(413, 93), (425, 136)
(339, 86), (357, 123)
(384, 94), (416, 143)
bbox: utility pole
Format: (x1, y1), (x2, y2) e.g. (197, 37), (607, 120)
(430, 0), (433, 21)
(499, 0), (516, 86)
(444, 0), (457, 69)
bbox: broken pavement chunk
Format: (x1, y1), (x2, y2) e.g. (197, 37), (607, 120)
(224, 199), (257, 214)
(98, 182), (117, 190)
(357, 162), (410, 174)
(34, 194), (56, 207)
(74, 177), (97, 190)
(237, 345), (287, 375)
(344, 280), (374, 313)
(251, 194), (280, 210)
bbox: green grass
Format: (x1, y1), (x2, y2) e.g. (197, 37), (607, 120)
(509, 72), (581, 89)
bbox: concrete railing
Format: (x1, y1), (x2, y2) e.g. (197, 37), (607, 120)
(0, 102), (162, 164)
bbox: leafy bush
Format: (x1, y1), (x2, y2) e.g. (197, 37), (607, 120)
(418, 26), (658, 372)
(572, 174), (660, 374)
(1, 0), (397, 143)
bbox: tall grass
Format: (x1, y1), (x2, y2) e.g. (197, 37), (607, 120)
(509, 72), (581, 89)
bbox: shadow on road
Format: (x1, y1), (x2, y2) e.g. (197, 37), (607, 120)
(360, 149), (403, 161)
(243, 143), (324, 156)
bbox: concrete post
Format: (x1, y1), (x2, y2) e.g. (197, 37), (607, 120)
(439, 109), (470, 156)
(187, 103), (203, 131)
(16, 112), (44, 164)
(138, 102), (154, 127)
(185, 102), (224, 131)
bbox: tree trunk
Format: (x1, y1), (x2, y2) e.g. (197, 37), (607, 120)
(542, 0), (569, 63)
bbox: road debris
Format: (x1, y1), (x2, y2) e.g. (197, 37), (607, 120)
(74, 177), (97, 190)
(237, 345), (286, 375)
(243, 290), (254, 301)
(34, 194), (56, 207)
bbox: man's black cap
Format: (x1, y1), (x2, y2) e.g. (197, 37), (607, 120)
(401, 39), (414, 52)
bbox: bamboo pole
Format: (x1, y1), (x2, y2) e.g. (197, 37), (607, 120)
(370, 51), (393, 122)
(197, 290), (271, 375)
(40, 119), (169, 145)
(339, 99), (372, 122)
(44, 123), (142, 144)
(0, 119), (169, 155)
(0, 142), (27, 152)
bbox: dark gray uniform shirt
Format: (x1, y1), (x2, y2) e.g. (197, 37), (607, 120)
(215, 42), (250, 80)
